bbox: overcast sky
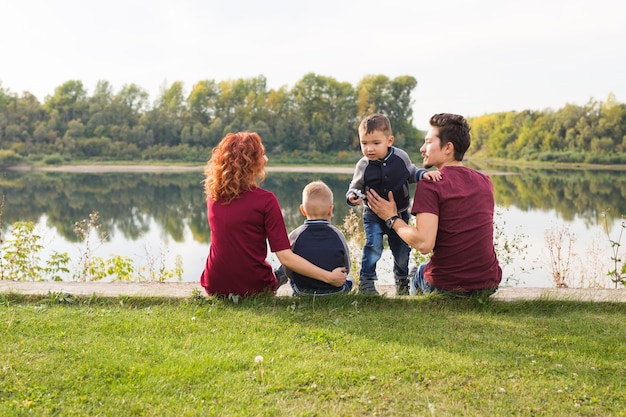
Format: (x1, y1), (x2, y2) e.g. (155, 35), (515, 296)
(1, 0), (624, 129)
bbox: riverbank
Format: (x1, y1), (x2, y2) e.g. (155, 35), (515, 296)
(10, 158), (626, 174)
(2, 280), (625, 302)
(10, 164), (355, 174)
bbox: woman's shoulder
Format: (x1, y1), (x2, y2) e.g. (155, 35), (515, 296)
(251, 186), (276, 197)
(244, 187), (280, 203)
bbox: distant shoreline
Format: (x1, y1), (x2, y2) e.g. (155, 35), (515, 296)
(7, 159), (626, 174)
(18, 165), (356, 174)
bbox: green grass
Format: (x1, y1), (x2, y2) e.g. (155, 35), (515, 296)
(1, 293), (625, 416)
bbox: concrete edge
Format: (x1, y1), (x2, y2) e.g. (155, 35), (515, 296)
(1, 281), (625, 302)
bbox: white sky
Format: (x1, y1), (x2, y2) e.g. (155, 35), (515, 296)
(1, 0), (624, 129)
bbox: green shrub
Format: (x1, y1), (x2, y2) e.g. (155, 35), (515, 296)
(42, 153), (65, 165)
(0, 149), (24, 167)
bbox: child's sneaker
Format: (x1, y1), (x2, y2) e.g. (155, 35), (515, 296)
(395, 276), (409, 296)
(274, 267), (289, 288)
(408, 266), (419, 296)
(358, 278), (379, 295)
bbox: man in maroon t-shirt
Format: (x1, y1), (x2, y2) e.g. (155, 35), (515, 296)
(367, 113), (502, 296)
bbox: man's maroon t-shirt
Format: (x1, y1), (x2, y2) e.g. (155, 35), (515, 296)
(411, 166), (502, 291)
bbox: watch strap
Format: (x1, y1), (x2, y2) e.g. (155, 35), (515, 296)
(385, 215), (401, 229)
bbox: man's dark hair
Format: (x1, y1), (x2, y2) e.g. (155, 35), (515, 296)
(429, 113), (471, 161)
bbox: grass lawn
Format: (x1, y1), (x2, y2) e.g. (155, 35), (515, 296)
(1, 292), (625, 416)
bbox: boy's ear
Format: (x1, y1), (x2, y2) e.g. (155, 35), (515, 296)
(327, 204), (334, 217)
(387, 135), (395, 146)
(299, 204), (307, 217)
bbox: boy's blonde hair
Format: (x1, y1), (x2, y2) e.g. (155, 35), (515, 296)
(302, 181), (333, 218)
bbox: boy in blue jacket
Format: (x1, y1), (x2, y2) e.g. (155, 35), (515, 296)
(347, 113), (441, 294)
(276, 181), (354, 295)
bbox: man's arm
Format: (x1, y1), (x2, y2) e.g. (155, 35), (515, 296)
(395, 212), (438, 254)
(366, 189), (438, 254)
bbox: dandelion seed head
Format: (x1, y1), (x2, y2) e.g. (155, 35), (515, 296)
(255, 355), (264, 364)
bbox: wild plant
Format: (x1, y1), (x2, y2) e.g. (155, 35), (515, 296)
(0, 221), (71, 282)
(338, 208), (365, 279)
(577, 232), (613, 288)
(544, 224), (576, 288)
(1, 221), (44, 281)
(494, 206), (532, 285)
(602, 211), (625, 287)
(88, 255), (135, 281)
(45, 291), (76, 304)
(44, 252), (71, 281)
(173, 254), (184, 281)
(0, 195), (5, 279)
(138, 239), (183, 281)
(73, 211), (107, 281)
(190, 287), (205, 302)
(411, 250), (431, 268)
(0, 206), (183, 282)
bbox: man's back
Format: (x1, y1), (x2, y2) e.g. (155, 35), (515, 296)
(412, 166), (502, 291)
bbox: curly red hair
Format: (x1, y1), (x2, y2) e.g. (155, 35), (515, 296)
(204, 132), (267, 203)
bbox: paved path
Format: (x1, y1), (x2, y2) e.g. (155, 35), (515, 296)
(2, 281), (625, 302)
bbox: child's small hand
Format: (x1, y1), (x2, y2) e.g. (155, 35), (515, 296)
(424, 170), (442, 182)
(348, 192), (364, 205)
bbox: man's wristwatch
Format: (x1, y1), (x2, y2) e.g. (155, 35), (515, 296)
(385, 215), (401, 229)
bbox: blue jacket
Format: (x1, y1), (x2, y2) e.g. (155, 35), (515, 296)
(346, 146), (426, 213)
(285, 219), (350, 291)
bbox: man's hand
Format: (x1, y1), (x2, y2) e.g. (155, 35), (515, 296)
(366, 189), (398, 221)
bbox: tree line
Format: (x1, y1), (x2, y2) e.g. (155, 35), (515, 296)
(469, 93), (626, 164)
(0, 75), (625, 165)
(0, 74), (418, 165)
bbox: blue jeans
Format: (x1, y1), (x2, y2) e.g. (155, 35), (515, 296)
(410, 262), (498, 297)
(360, 208), (411, 281)
(409, 263), (437, 295)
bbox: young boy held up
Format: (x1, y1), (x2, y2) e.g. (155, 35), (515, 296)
(346, 113), (441, 295)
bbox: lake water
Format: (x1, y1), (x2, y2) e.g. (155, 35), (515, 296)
(1, 163), (624, 288)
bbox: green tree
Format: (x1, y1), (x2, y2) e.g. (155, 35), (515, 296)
(214, 76), (269, 131)
(291, 73), (356, 152)
(86, 80), (114, 137)
(355, 75), (418, 149)
(147, 81), (188, 147)
(187, 80), (219, 125)
(44, 80), (88, 129)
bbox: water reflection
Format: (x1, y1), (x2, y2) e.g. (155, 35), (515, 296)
(480, 164), (626, 225)
(0, 165), (624, 286)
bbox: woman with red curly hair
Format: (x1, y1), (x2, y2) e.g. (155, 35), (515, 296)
(200, 132), (348, 296)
